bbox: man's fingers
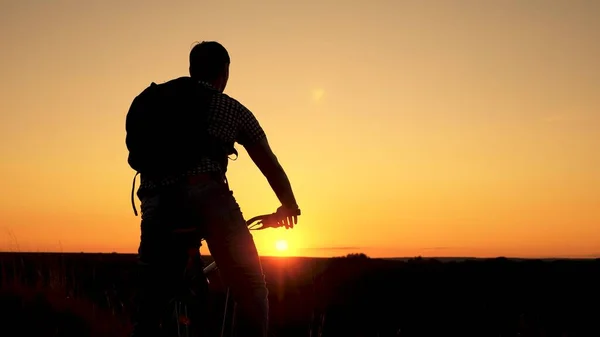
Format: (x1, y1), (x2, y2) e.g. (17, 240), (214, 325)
(273, 208), (299, 229)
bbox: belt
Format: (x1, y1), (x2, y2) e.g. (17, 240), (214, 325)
(130, 171), (229, 216)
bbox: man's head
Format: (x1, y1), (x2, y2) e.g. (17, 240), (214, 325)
(189, 41), (230, 92)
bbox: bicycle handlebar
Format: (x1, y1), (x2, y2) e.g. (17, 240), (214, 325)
(202, 208), (301, 276)
(246, 208), (301, 230)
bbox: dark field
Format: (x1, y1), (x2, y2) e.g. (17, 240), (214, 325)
(1, 252), (599, 337)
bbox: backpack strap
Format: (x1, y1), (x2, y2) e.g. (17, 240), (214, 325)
(131, 171), (140, 216)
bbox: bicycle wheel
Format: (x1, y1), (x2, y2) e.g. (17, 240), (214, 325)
(160, 272), (210, 336)
(219, 287), (238, 337)
(160, 298), (191, 337)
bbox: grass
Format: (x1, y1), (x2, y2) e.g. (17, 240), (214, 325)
(1, 283), (130, 337)
(0, 253), (131, 337)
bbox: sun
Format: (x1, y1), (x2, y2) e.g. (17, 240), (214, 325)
(311, 88), (325, 102)
(275, 239), (288, 252)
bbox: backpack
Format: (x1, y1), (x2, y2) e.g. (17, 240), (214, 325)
(125, 77), (235, 178)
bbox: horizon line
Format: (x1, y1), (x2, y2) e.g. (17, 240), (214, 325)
(1, 251), (598, 260)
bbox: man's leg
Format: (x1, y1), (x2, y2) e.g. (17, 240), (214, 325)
(131, 186), (203, 337)
(188, 180), (269, 337)
(131, 221), (176, 337)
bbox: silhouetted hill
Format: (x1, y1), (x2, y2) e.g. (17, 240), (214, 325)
(1, 252), (599, 336)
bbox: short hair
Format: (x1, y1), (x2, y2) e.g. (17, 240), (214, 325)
(189, 41), (230, 81)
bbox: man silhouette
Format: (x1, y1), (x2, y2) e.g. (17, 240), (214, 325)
(128, 41), (300, 337)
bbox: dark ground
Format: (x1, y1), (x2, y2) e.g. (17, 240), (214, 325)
(1, 252), (599, 337)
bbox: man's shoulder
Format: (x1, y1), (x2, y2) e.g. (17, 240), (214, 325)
(212, 92), (250, 112)
(216, 91), (241, 104)
(159, 76), (196, 88)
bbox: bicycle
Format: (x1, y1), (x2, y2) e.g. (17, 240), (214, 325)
(163, 209), (301, 337)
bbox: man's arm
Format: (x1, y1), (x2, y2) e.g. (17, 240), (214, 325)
(233, 97), (299, 215)
(245, 137), (298, 210)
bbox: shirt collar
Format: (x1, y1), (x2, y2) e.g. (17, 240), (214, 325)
(197, 80), (218, 91)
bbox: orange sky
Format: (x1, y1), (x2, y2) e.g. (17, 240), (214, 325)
(1, 0), (599, 258)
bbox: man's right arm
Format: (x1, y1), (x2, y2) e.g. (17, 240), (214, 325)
(232, 98), (298, 211)
(245, 137), (298, 210)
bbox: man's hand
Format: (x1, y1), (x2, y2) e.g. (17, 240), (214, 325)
(274, 205), (300, 229)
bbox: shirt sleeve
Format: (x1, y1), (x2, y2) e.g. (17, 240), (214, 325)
(233, 99), (266, 146)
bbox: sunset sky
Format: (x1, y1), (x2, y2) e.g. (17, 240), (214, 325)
(1, 0), (598, 258)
